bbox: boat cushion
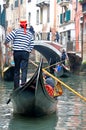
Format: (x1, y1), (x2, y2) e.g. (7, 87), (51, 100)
(45, 84), (54, 97)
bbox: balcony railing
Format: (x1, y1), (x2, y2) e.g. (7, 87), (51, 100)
(57, 0), (70, 7)
(36, 0), (50, 7)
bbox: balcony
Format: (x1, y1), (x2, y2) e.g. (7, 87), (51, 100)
(36, 0), (50, 7)
(57, 0), (70, 7)
(79, 0), (86, 4)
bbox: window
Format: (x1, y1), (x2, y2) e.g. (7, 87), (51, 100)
(0, 5), (1, 25)
(60, 13), (65, 23)
(57, 0), (70, 2)
(60, 10), (70, 24)
(47, 6), (50, 22)
(0, 8), (6, 27)
(65, 10), (70, 22)
(60, 14), (62, 24)
(40, 8), (43, 24)
(28, 0), (31, 2)
(67, 30), (70, 41)
(15, 0), (18, 7)
(11, 4), (13, 10)
(20, 0), (23, 4)
(82, 3), (86, 12)
(28, 12), (31, 25)
(84, 22), (86, 34)
(36, 10), (39, 25)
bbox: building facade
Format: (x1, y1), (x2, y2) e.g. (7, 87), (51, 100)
(0, 0), (6, 70)
(6, 0), (26, 32)
(26, 0), (57, 41)
(4, 0), (86, 61)
(56, 0), (76, 52)
(79, 0), (86, 61)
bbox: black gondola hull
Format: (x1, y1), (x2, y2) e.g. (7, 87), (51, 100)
(11, 61), (57, 117)
(3, 66), (14, 81)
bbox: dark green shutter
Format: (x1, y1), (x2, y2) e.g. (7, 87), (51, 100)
(57, 0), (60, 2)
(1, 9), (6, 27)
(60, 14), (62, 24)
(0, 6), (6, 28)
(0, 5), (1, 25)
(15, 0), (19, 7)
(65, 10), (70, 22)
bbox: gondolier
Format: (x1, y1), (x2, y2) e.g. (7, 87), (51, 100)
(4, 20), (34, 89)
(60, 49), (68, 65)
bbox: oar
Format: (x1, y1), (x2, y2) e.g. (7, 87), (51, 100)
(44, 60), (66, 69)
(6, 88), (18, 104)
(30, 60), (86, 102)
(7, 98), (11, 104)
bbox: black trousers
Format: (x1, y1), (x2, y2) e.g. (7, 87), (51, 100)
(13, 51), (29, 89)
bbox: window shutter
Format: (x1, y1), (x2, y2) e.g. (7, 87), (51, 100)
(60, 14), (62, 24)
(65, 10), (70, 22)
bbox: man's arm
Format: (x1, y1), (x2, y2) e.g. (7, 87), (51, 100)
(4, 30), (16, 49)
(29, 34), (34, 52)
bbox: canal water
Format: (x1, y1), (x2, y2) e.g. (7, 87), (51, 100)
(0, 74), (86, 130)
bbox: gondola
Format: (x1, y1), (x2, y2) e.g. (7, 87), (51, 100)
(11, 60), (57, 117)
(54, 64), (70, 78)
(3, 66), (15, 81)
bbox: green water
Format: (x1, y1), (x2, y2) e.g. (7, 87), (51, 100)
(0, 74), (86, 130)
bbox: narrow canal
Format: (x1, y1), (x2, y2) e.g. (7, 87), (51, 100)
(0, 74), (86, 130)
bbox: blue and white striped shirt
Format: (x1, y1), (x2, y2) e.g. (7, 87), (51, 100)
(5, 28), (34, 52)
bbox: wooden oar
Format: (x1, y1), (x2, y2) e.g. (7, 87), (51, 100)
(44, 60), (66, 70)
(30, 60), (86, 102)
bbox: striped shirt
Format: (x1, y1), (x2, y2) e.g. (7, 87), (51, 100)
(5, 28), (34, 52)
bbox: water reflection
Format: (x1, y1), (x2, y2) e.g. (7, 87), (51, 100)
(0, 81), (13, 130)
(0, 75), (86, 130)
(8, 114), (57, 130)
(55, 75), (86, 130)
